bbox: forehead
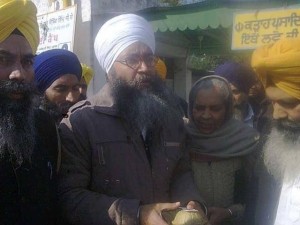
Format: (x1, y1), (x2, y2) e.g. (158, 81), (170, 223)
(49, 74), (79, 87)
(266, 86), (297, 101)
(117, 42), (153, 58)
(195, 88), (224, 105)
(0, 34), (33, 55)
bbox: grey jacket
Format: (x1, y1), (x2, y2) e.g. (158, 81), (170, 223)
(58, 84), (203, 225)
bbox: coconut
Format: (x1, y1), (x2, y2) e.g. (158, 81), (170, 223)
(172, 209), (208, 225)
(162, 208), (208, 225)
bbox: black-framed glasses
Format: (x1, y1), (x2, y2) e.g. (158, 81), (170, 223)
(115, 54), (158, 70)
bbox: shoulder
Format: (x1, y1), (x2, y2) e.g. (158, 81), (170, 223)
(69, 99), (92, 114)
(34, 109), (56, 131)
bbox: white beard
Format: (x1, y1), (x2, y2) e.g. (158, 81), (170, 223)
(263, 127), (300, 183)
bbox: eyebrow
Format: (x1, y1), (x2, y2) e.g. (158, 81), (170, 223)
(0, 50), (14, 57)
(0, 50), (35, 59)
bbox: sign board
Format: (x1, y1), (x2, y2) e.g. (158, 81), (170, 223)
(37, 5), (77, 54)
(232, 8), (300, 50)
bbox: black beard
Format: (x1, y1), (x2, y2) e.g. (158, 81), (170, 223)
(0, 80), (37, 166)
(40, 96), (74, 123)
(111, 75), (183, 136)
(274, 119), (300, 143)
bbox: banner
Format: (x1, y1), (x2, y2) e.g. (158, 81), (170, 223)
(232, 7), (300, 50)
(37, 5), (77, 54)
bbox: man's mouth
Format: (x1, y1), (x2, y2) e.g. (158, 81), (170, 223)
(136, 79), (151, 89)
(8, 92), (24, 100)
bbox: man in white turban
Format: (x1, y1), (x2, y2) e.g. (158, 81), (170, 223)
(58, 14), (206, 225)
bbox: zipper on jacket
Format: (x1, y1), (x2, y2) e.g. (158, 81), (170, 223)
(97, 145), (106, 165)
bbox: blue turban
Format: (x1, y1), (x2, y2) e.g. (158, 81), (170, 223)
(215, 62), (256, 94)
(34, 49), (82, 93)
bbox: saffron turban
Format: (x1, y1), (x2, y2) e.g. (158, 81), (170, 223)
(215, 61), (256, 94)
(94, 14), (155, 73)
(155, 58), (167, 80)
(34, 49), (82, 93)
(252, 38), (300, 100)
(0, 0), (39, 53)
(81, 63), (94, 85)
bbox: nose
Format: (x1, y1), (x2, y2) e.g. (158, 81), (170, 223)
(138, 60), (152, 74)
(202, 108), (211, 119)
(66, 91), (79, 104)
(272, 102), (288, 120)
(9, 64), (26, 82)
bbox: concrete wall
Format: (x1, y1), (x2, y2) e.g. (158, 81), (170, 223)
(91, 0), (156, 14)
(173, 58), (192, 101)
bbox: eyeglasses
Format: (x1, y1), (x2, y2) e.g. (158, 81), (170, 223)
(115, 54), (158, 70)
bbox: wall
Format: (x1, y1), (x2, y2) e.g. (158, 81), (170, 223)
(91, 0), (156, 14)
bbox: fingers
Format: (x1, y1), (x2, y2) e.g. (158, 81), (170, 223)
(186, 200), (199, 210)
(157, 202), (180, 211)
(140, 203), (180, 225)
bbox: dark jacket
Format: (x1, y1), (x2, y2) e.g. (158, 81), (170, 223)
(58, 84), (204, 225)
(0, 109), (59, 225)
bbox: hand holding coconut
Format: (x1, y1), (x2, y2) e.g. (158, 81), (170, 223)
(139, 202), (181, 225)
(160, 201), (209, 225)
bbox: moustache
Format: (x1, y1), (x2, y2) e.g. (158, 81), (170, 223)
(275, 119), (300, 132)
(0, 80), (36, 99)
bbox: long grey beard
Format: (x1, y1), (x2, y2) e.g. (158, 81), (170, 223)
(0, 81), (37, 166)
(264, 127), (300, 183)
(112, 76), (182, 136)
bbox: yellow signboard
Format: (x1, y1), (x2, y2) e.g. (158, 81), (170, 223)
(232, 8), (300, 50)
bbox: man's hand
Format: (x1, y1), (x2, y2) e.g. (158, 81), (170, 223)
(139, 202), (180, 225)
(207, 207), (231, 225)
(186, 201), (206, 217)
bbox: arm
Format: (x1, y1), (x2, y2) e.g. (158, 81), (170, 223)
(169, 138), (206, 213)
(58, 117), (140, 225)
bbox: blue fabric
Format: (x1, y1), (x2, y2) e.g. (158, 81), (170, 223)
(34, 49), (82, 93)
(215, 62), (256, 94)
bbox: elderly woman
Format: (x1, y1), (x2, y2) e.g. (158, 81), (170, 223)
(185, 75), (259, 225)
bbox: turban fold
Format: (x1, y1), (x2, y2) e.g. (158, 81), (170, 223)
(252, 38), (300, 100)
(0, 0), (39, 53)
(94, 14), (155, 73)
(81, 63), (94, 85)
(34, 49), (82, 93)
(155, 58), (167, 80)
(215, 62), (256, 94)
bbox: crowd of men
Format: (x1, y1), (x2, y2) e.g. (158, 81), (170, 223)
(1, 1), (300, 225)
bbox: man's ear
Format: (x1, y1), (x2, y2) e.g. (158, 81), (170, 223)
(106, 66), (116, 83)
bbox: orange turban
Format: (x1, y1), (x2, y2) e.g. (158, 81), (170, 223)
(0, 0), (39, 53)
(81, 63), (94, 85)
(155, 58), (167, 80)
(251, 38), (300, 100)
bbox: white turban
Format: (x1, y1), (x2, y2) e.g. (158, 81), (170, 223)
(94, 14), (155, 73)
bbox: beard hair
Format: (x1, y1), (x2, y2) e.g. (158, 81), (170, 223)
(233, 102), (248, 121)
(111, 74), (183, 136)
(233, 107), (243, 121)
(263, 120), (300, 183)
(0, 80), (37, 166)
(40, 96), (74, 123)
